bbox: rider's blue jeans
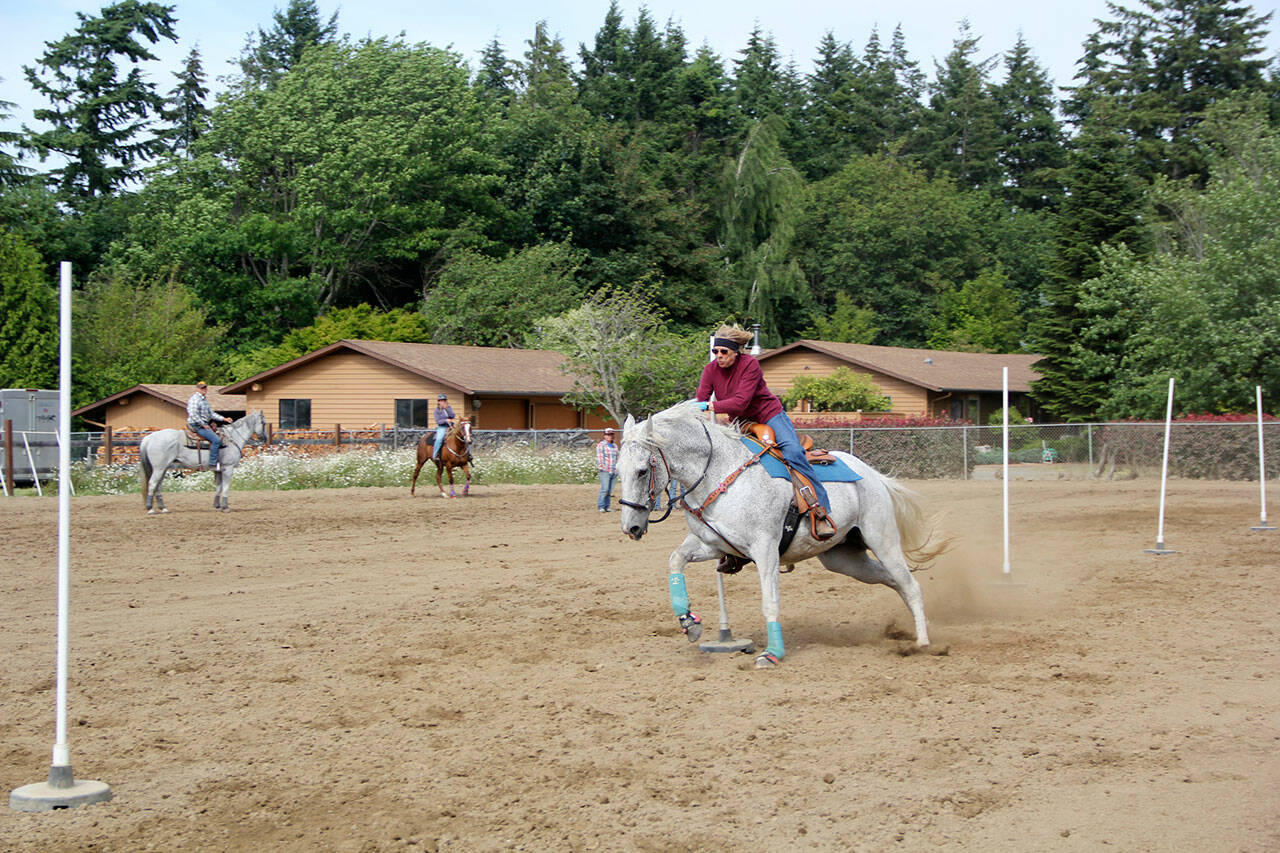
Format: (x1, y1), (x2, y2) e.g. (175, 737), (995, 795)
(433, 426), (447, 457)
(766, 412), (831, 513)
(194, 425), (221, 468)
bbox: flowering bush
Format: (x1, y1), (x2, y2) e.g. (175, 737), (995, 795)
(69, 443), (598, 496)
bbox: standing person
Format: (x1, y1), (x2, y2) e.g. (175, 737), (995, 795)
(432, 394), (455, 461)
(596, 427), (618, 512)
(695, 324), (832, 517)
(187, 381), (232, 470)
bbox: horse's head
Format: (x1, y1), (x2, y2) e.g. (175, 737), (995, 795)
(618, 413), (663, 540)
(248, 409), (266, 439)
(460, 419), (472, 445)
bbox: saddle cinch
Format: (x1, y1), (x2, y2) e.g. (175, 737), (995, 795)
(742, 422), (839, 543)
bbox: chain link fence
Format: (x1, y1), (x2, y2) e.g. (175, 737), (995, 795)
(8, 421), (1275, 486)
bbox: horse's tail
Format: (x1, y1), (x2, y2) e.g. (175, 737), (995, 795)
(140, 443), (153, 507)
(883, 476), (952, 568)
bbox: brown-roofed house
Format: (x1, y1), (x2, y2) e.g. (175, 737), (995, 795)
(73, 384), (247, 431)
(758, 340), (1043, 423)
(219, 339), (611, 431)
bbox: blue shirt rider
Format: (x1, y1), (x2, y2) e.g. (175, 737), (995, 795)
(186, 381), (232, 470)
(432, 394), (456, 461)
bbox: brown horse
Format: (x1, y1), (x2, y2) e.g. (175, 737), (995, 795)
(410, 418), (473, 497)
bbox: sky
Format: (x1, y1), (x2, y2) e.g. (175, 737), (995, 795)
(3, 0), (1280, 132)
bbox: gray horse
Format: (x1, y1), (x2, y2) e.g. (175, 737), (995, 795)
(140, 410), (266, 514)
(618, 401), (946, 669)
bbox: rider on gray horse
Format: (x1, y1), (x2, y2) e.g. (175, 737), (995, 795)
(187, 381), (232, 470)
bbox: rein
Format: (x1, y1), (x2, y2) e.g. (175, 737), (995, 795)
(619, 419), (716, 524)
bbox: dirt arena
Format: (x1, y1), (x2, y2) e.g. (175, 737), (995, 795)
(2, 477), (1278, 851)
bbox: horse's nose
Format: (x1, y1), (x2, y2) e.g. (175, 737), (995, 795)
(626, 524), (645, 540)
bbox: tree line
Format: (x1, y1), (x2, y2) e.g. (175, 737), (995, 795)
(0, 0), (1277, 420)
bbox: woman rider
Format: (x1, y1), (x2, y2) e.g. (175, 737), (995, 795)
(694, 324), (832, 519)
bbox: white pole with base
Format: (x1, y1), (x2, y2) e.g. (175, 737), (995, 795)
(697, 332), (754, 654)
(1145, 377), (1177, 555)
(1002, 367), (1011, 578)
(1253, 385), (1275, 531)
(10, 262), (112, 812)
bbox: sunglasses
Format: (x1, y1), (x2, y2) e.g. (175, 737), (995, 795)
(712, 347), (735, 355)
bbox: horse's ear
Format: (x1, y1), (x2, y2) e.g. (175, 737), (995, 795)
(623, 414), (635, 432)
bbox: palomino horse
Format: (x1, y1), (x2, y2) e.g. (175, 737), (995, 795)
(410, 418), (473, 498)
(618, 401), (946, 669)
(140, 410), (266, 514)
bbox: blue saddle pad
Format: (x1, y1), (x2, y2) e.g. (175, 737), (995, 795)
(740, 436), (862, 482)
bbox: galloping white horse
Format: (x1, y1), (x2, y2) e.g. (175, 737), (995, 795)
(140, 410), (266, 514)
(618, 401), (944, 669)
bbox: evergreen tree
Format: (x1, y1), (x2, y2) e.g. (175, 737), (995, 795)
(162, 47), (210, 157)
(915, 21), (1003, 190)
(21, 0), (179, 199)
(517, 21), (576, 109)
(847, 26), (923, 156)
(0, 95), (30, 188)
(992, 36), (1066, 212)
(237, 0), (339, 89)
(475, 35), (516, 108)
(576, 1), (629, 120)
(1064, 0), (1273, 184)
(718, 115), (809, 345)
(732, 26), (785, 126)
(800, 32), (860, 179)
(577, 5), (687, 123)
(0, 229), (57, 390)
(1030, 103), (1151, 419)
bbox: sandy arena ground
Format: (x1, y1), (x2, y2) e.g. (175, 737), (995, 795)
(2, 477), (1278, 851)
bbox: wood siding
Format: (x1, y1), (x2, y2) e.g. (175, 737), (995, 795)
(245, 352), (459, 429)
(760, 351), (931, 416)
(243, 352), (587, 431)
(474, 398), (527, 430)
(101, 396), (188, 431)
(532, 401), (580, 430)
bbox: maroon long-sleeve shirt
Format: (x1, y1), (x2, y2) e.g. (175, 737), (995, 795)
(696, 354), (784, 424)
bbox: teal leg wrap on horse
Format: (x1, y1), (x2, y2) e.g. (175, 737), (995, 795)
(766, 621), (785, 659)
(668, 573), (690, 616)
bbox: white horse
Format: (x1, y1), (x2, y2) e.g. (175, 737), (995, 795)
(618, 401), (945, 669)
(139, 410), (266, 514)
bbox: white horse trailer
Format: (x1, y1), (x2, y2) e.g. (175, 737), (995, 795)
(0, 388), (60, 484)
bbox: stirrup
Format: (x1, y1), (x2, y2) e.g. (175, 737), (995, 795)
(810, 506), (837, 541)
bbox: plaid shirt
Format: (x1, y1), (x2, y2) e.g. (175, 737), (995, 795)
(596, 439), (618, 473)
(186, 392), (225, 428)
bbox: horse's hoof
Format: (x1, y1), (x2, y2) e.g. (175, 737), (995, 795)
(678, 611), (702, 642)
(754, 652), (781, 669)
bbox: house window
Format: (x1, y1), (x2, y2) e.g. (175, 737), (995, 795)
(279, 399), (311, 429)
(395, 399), (431, 429)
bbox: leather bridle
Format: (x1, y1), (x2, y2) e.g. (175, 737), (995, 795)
(619, 419), (715, 524)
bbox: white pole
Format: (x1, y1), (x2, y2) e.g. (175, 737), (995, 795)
(1146, 377), (1176, 554)
(54, 263), (73, 770)
(1254, 386), (1275, 531)
(1002, 367), (1011, 577)
(10, 261), (111, 811)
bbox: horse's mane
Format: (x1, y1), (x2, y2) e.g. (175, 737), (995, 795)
(632, 401), (740, 450)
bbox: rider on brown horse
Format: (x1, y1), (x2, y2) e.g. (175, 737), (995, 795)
(432, 394), (455, 461)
